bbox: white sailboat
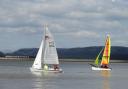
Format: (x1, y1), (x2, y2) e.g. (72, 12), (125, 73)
(30, 25), (62, 72)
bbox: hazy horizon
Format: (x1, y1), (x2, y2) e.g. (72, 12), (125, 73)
(2, 45), (128, 53)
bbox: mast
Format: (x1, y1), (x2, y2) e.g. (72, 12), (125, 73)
(42, 24), (48, 64)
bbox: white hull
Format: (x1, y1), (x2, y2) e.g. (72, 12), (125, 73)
(30, 67), (63, 73)
(91, 66), (111, 70)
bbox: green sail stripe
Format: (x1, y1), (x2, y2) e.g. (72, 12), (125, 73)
(94, 48), (104, 66)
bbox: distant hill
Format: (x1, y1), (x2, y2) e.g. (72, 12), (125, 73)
(5, 46), (128, 60)
(58, 46), (128, 60)
(6, 48), (38, 58)
(0, 51), (5, 57)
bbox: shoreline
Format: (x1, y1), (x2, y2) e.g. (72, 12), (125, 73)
(59, 59), (128, 63)
(0, 57), (128, 63)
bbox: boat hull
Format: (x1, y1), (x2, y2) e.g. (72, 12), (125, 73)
(91, 66), (111, 70)
(30, 67), (63, 73)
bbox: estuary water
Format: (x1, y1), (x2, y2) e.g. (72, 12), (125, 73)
(0, 61), (127, 89)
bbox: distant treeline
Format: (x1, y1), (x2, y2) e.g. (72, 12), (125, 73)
(0, 46), (128, 60)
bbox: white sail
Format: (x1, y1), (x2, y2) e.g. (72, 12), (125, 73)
(43, 26), (59, 64)
(32, 40), (43, 69)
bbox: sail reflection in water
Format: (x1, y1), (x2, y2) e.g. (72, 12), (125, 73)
(100, 70), (111, 89)
(31, 71), (60, 89)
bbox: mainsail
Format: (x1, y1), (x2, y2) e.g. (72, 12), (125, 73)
(43, 25), (59, 64)
(100, 35), (111, 66)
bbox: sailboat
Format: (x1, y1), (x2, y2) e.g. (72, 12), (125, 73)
(30, 25), (62, 72)
(91, 35), (111, 70)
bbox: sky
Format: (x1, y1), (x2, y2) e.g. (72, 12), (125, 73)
(0, 0), (128, 52)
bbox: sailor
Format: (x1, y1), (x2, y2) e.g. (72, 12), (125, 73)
(101, 64), (108, 68)
(53, 64), (59, 70)
(44, 64), (48, 70)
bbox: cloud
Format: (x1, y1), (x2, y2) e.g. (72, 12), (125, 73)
(0, 0), (128, 50)
(66, 31), (99, 38)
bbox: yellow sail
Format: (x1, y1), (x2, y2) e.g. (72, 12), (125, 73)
(101, 35), (111, 65)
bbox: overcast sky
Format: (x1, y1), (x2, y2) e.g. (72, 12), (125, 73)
(0, 0), (128, 52)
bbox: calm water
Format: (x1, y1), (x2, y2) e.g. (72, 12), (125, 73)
(0, 61), (127, 89)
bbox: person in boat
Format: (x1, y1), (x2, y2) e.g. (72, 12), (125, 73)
(53, 64), (59, 70)
(100, 64), (109, 68)
(44, 64), (48, 70)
